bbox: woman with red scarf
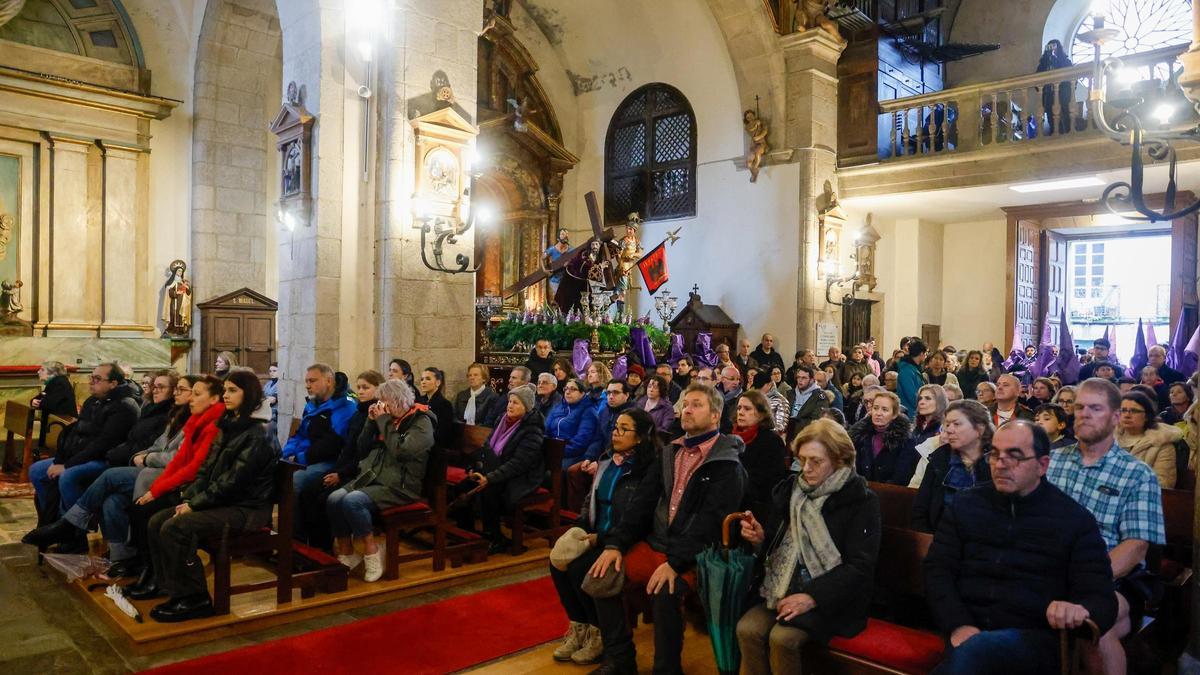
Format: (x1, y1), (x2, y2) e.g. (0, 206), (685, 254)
(733, 390), (791, 526)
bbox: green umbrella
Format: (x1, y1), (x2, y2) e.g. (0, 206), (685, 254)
(697, 513), (757, 675)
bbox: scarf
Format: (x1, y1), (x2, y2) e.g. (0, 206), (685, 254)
(763, 466), (853, 609)
(732, 425), (759, 447)
(490, 413), (523, 456)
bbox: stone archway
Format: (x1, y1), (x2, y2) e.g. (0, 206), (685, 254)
(190, 0), (282, 304)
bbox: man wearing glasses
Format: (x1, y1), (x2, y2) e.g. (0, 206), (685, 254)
(1046, 378), (1164, 675)
(25, 362), (140, 549)
(925, 419), (1116, 674)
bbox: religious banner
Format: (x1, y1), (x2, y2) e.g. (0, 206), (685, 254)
(636, 240), (669, 294)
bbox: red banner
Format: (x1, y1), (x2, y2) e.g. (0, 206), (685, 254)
(636, 241), (669, 294)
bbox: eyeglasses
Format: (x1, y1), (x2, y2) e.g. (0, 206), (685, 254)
(152, 384), (170, 391)
(985, 451), (1039, 468)
(613, 426), (636, 436)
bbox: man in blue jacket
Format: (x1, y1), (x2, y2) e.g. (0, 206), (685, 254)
(896, 338), (927, 414)
(925, 419), (1116, 674)
(284, 363), (356, 541)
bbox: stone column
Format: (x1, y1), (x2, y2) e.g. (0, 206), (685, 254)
(780, 29), (846, 351)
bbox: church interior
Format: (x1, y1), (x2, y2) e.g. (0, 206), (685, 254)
(0, 0), (1199, 673)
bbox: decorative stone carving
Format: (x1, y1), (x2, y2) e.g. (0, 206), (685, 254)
(855, 214), (881, 292)
(270, 82), (315, 225)
(794, 0), (844, 42)
(816, 184), (847, 279)
(410, 105), (479, 222)
(743, 109), (769, 183)
(0, 278), (30, 335)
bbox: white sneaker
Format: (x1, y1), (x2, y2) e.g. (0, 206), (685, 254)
(363, 549), (384, 582)
(337, 552), (363, 571)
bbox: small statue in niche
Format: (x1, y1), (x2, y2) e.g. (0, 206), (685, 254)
(0, 278), (23, 319)
(282, 141), (302, 195)
(793, 0), (843, 41)
(743, 109), (769, 183)
(160, 260), (193, 337)
(506, 96), (535, 133)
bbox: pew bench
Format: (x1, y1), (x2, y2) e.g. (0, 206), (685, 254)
(3, 400), (33, 473)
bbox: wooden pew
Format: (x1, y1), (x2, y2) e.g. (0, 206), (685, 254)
(22, 413), (72, 482)
(3, 400), (33, 473)
(869, 481), (917, 530)
(378, 444), (451, 578)
(506, 437), (567, 555)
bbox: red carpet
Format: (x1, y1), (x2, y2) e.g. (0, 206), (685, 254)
(141, 576), (566, 675)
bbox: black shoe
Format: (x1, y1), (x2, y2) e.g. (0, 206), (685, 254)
(150, 595), (216, 623)
(127, 580), (165, 601)
(21, 519), (80, 550)
(486, 536), (510, 555)
(588, 659), (637, 675)
(106, 558), (143, 579)
(129, 565), (153, 590)
(51, 529), (89, 555)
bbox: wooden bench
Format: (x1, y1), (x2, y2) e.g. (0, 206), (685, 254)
(377, 444), (452, 579)
(3, 400), (33, 474)
(21, 413), (73, 483)
(202, 461), (347, 614)
(869, 481), (917, 530)
(506, 437), (567, 555)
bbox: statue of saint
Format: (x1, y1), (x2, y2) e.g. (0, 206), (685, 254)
(161, 260), (193, 337)
(613, 213), (644, 314)
(743, 110), (769, 183)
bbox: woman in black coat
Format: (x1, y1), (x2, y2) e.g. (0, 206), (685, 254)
(548, 407), (659, 663)
(106, 371), (180, 467)
(1036, 39), (1074, 135)
(732, 390), (790, 527)
(849, 391), (918, 485)
(32, 361), (78, 447)
(956, 350), (990, 402)
(737, 419), (881, 674)
(912, 399), (993, 533)
(466, 384), (545, 552)
(415, 367), (456, 450)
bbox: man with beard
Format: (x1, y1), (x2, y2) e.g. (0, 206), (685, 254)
(1046, 378), (1164, 675)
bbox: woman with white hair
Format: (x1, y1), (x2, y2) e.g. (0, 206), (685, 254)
(328, 379), (435, 582)
(31, 360), (78, 447)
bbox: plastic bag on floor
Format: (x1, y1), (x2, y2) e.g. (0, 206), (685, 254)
(41, 553), (110, 583)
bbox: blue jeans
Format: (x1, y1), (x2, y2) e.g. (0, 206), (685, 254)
(292, 460), (335, 540)
(62, 466), (140, 558)
(325, 488), (377, 538)
(933, 628), (1059, 675)
(30, 458), (108, 518)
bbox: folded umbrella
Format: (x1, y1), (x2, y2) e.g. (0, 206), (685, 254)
(696, 513), (754, 675)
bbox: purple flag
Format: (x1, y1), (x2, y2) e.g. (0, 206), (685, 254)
(1050, 310), (1081, 384)
(1102, 325), (1120, 364)
(1010, 321), (1024, 354)
(1168, 314), (1189, 370)
(1184, 325), (1200, 377)
(668, 333), (686, 366)
(1030, 344), (1056, 379)
(1039, 311), (1052, 347)
(611, 355), (628, 380)
(629, 327), (657, 367)
(572, 338), (592, 377)
(1003, 348), (1024, 372)
(1128, 320), (1148, 379)
(1145, 321), (1158, 347)
(693, 332), (717, 369)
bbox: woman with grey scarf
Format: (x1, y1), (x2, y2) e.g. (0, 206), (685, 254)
(736, 418), (882, 674)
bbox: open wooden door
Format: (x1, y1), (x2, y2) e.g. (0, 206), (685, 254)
(1006, 217), (1042, 351)
(1041, 229), (1068, 344)
(1171, 211), (1199, 340)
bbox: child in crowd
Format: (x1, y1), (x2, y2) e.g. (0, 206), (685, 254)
(1034, 403), (1073, 449)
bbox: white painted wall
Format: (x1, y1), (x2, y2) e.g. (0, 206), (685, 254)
(940, 219), (1008, 349)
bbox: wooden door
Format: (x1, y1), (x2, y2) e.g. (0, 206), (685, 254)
(921, 324), (941, 350)
(210, 313), (243, 370)
(1006, 218), (1041, 351)
(242, 315), (275, 373)
(1041, 229), (1067, 344)
(1171, 212), (1199, 339)
(843, 300), (876, 350)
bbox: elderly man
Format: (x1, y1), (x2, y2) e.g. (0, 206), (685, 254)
(25, 362), (141, 547)
(1047, 378), (1165, 675)
(534, 372), (561, 418)
(788, 365), (828, 440)
(990, 374), (1035, 427)
(818, 345), (846, 385)
(284, 363), (357, 542)
(588, 384), (746, 675)
(813, 368), (843, 413)
(750, 333), (786, 375)
(481, 366), (532, 427)
(655, 362), (683, 403)
(926, 420), (1116, 674)
(717, 366), (743, 433)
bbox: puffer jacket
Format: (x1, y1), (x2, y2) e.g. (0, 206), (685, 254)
(545, 398), (599, 468)
(1117, 423), (1181, 489)
(106, 399), (174, 466)
(849, 414), (919, 485)
(346, 407), (435, 508)
(183, 401), (278, 512)
(477, 409), (547, 509)
(55, 384), (141, 468)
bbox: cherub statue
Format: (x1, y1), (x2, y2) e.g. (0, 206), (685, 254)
(0, 279), (23, 321)
(743, 110), (769, 183)
(794, 0), (843, 42)
(506, 96), (535, 132)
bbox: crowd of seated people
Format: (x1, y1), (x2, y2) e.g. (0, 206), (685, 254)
(12, 327), (1188, 666)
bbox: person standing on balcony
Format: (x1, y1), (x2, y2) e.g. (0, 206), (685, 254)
(1036, 39), (1074, 136)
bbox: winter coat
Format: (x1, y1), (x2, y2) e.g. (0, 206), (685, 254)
(753, 473), (881, 643)
(956, 367), (990, 401)
(578, 451), (650, 547)
(346, 408), (435, 508)
(987, 402), (1036, 426)
(637, 395), (677, 435)
(849, 414), (919, 485)
(525, 351), (556, 380)
(454, 386), (499, 424)
(545, 398), (599, 468)
(282, 394), (357, 466)
(751, 347), (786, 375)
(416, 391), (455, 450)
(332, 399), (378, 482)
(842, 359), (873, 384)
(106, 399), (173, 466)
(139, 426), (187, 469)
(911, 444), (992, 533)
(183, 402), (279, 512)
(910, 417), (942, 448)
(588, 400), (634, 461)
(147, 401), (226, 500)
(896, 358), (924, 415)
(740, 430), (790, 526)
(604, 433), (747, 574)
(476, 410), (546, 510)
(54, 384), (140, 468)
(1117, 423), (1180, 489)
(787, 384), (829, 437)
(924, 480), (1117, 637)
(923, 370), (959, 389)
(537, 391), (562, 421)
(33, 374), (78, 446)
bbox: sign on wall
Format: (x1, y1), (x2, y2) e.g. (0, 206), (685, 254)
(816, 321), (839, 354)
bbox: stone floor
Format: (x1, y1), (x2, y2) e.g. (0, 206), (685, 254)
(0, 496), (548, 674)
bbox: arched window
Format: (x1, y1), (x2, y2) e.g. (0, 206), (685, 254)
(1068, 0), (1191, 65)
(604, 84), (696, 223)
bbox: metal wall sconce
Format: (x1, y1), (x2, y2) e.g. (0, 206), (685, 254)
(410, 107), (485, 275)
(825, 214), (880, 307)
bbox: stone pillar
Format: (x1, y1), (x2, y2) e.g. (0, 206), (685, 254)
(374, 0), (479, 394)
(780, 29), (846, 350)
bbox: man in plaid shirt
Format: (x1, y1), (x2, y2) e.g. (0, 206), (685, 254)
(1047, 378), (1164, 675)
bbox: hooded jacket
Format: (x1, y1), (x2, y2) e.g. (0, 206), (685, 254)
(477, 409), (546, 509)
(849, 413), (919, 485)
(346, 407), (435, 508)
(282, 393), (357, 466)
(1117, 423), (1181, 489)
(183, 401), (278, 512)
(896, 358), (924, 414)
(55, 383), (141, 468)
(147, 401), (227, 499)
(545, 397), (599, 468)
(604, 433), (747, 574)
(578, 449), (651, 547)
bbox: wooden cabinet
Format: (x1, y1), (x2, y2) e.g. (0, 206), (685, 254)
(197, 288), (278, 376)
(669, 291), (740, 355)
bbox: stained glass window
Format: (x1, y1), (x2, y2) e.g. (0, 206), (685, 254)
(605, 84), (696, 223)
(1070, 0), (1192, 64)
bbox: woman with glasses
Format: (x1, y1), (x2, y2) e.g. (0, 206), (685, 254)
(1116, 390), (1179, 489)
(736, 419), (881, 674)
(106, 370), (183, 467)
(548, 408), (658, 666)
(912, 400), (993, 534)
(545, 378), (600, 469)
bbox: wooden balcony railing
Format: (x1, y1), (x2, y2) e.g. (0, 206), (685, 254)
(871, 44), (1187, 163)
